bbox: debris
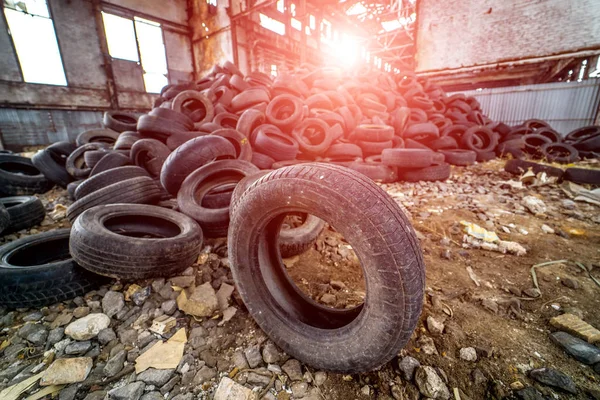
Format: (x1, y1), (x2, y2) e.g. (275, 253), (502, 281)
(460, 221), (499, 242)
(40, 357), (93, 386)
(48, 204), (67, 220)
(215, 283), (235, 311)
(0, 372), (42, 400)
(149, 315), (177, 335)
(459, 347), (477, 362)
(398, 356), (420, 381)
(529, 368), (577, 394)
(214, 377), (254, 400)
(415, 366), (451, 400)
(549, 331), (600, 365)
(461, 222), (527, 256)
(562, 277), (580, 289)
(102, 291), (125, 318)
(427, 316), (445, 335)
(522, 196), (547, 215)
(64, 313), (110, 340)
(550, 313), (600, 344)
(177, 282), (218, 317)
(24, 385), (64, 400)
(135, 328), (187, 373)
(541, 224), (554, 234)
(560, 181), (600, 206)
(124, 284), (143, 301)
(218, 306), (237, 326)
(466, 266), (481, 287)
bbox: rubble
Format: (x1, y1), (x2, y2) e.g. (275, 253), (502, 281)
(40, 357), (93, 386)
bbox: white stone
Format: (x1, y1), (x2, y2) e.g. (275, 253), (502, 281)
(65, 313), (110, 340)
(459, 347), (478, 362)
(214, 377), (254, 400)
(40, 357), (93, 386)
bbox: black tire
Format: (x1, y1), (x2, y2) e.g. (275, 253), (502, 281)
(523, 134), (552, 157)
(236, 109), (266, 139)
(83, 149), (110, 169)
(564, 126), (600, 143)
(103, 111), (138, 133)
(178, 160), (259, 238)
(266, 94), (304, 131)
(563, 168), (600, 185)
(353, 125), (394, 142)
(403, 122), (439, 141)
(137, 115), (187, 141)
(251, 152), (275, 169)
(254, 129), (299, 161)
(67, 176), (162, 223)
(279, 214), (326, 258)
(160, 135), (236, 195)
(76, 129), (120, 146)
(357, 140), (393, 156)
(292, 119), (334, 156)
(475, 150), (496, 162)
(114, 131), (142, 150)
(228, 163), (424, 372)
(212, 128), (253, 161)
(0, 229), (105, 308)
(428, 136), (458, 151)
(325, 143), (363, 159)
(504, 159), (564, 179)
(66, 143), (109, 179)
(400, 163), (451, 182)
(0, 203), (9, 234)
(541, 143), (579, 164)
(172, 90), (215, 128)
(202, 183), (237, 209)
(67, 180), (83, 201)
(90, 152), (131, 176)
(348, 161), (398, 182)
(572, 133), (600, 152)
(75, 166), (149, 200)
(460, 126), (497, 152)
(381, 148), (433, 168)
(0, 155), (51, 196)
(31, 141), (76, 187)
(131, 139), (171, 178)
(70, 204), (202, 280)
(0, 196), (45, 233)
(438, 149), (476, 166)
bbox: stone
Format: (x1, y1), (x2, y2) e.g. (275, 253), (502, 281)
(177, 282), (218, 317)
(398, 356), (420, 381)
(282, 359), (303, 381)
(320, 293), (336, 305)
(510, 381), (525, 390)
(515, 387), (546, 400)
(160, 376), (180, 394)
(47, 327), (65, 346)
(314, 371), (327, 386)
(59, 385), (79, 400)
(119, 329), (138, 346)
(440, 249), (452, 260)
(472, 368), (487, 386)
(216, 283), (235, 311)
(161, 300), (177, 315)
(550, 313), (600, 343)
(459, 347), (477, 362)
(40, 357), (93, 386)
(416, 335), (438, 355)
(104, 349), (126, 377)
(193, 366), (217, 385)
(65, 340), (92, 355)
(140, 392), (164, 400)
(232, 350), (250, 370)
(541, 224), (554, 234)
(360, 385), (370, 396)
(523, 288), (541, 298)
(291, 381), (309, 398)
(0, 361), (28, 381)
(426, 316), (445, 335)
(102, 291), (125, 318)
(481, 299), (499, 313)
(262, 342), (281, 364)
(25, 324), (48, 346)
(108, 381), (146, 400)
(137, 368), (174, 386)
(550, 331), (600, 364)
(84, 391), (107, 400)
(414, 366), (450, 400)
(562, 277), (580, 290)
(529, 367), (577, 394)
(65, 313), (110, 340)
(23, 311), (43, 321)
(522, 196), (546, 215)
(214, 377), (254, 400)
(595, 363), (600, 375)
(247, 371), (270, 386)
(170, 275), (195, 288)
(244, 345), (263, 368)
(98, 328), (117, 345)
(73, 306), (90, 319)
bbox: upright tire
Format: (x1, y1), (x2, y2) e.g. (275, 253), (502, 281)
(0, 196), (46, 233)
(228, 163), (425, 373)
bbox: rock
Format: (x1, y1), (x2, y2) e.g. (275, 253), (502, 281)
(515, 387), (546, 400)
(161, 300), (177, 315)
(73, 306), (90, 318)
(481, 299), (499, 313)
(529, 367), (577, 394)
(0, 361), (28, 381)
(541, 224), (554, 234)
(320, 293), (336, 305)
(98, 328), (117, 345)
(472, 368), (487, 386)
(360, 385), (370, 396)
(170, 275), (195, 288)
(314, 371), (327, 386)
(244, 345), (263, 368)
(40, 357), (93, 386)
(214, 377), (254, 400)
(291, 381), (309, 398)
(193, 366), (217, 385)
(550, 313), (600, 343)
(102, 291), (125, 318)
(119, 329), (138, 346)
(262, 342), (281, 364)
(562, 277), (580, 289)
(140, 392), (163, 400)
(247, 371), (270, 386)
(522, 196), (546, 215)
(510, 381), (525, 390)
(84, 391), (108, 400)
(414, 366), (450, 400)
(177, 282), (218, 317)
(65, 313), (110, 340)
(47, 327), (65, 346)
(398, 356), (420, 381)
(23, 311), (43, 321)
(65, 340), (92, 355)
(137, 368), (174, 386)
(523, 288), (541, 298)
(459, 347), (477, 362)
(426, 316), (445, 335)
(232, 350), (250, 370)
(104, 349), (126, 377)
(416, 335), (438, 355)
(59, 385), (79, 400)
(595, 363), (600, 374)
(108, 381), (146, 400)
(25, 324), (48, 346)
(160, 376), (180, 394)
(282, 359), (303, 381)
(550, 331), (600, 364)
(216, 282), (235, 311)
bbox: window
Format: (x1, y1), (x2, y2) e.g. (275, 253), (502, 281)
(309, 14), (315, 30)
(259, 13), (285, 35)
(102, 12), (168, 93)
(276, 0), (284, 13)
(4, 0), (66, 85)
(291, 18), (302, 31)
(270, 64), (277, 77)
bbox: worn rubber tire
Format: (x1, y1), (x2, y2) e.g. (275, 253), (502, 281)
(67, 176), (162, 223)
(172, 90), (215, 129)
(475, 150), (496, 162)
(324, 143), (363, 159)
(83, 149), (110, 169)
(0, 229), (104, 308)
(0, 203), (9, 234)
(254, 129), (299, 161)
(202, 183), (237, 209)
(103, 111), (138, 133)
(76, 129), (120, 147)
(564, 126), (600, 143)
(292, 119), (334, 156)
(563, 168), (600, 185)
(74, 166), (149, 200)
(131, 139), (171, 178)
(0, 196), (45, 233)
(212, 128), (253, 162)
(66, 143), (109, 179)
(67, 181), (83, 201)
(149, 108), (194, 130)
(114, 131), (141, 151)
(160, 135), (236, 195)
(348, 161), (398, 182)
(400, 163), (451, 182)
(523, 134), (552, 157)
(266, 94), (304, 131)
(461, 126), (497, 152)
(572, 133), (600, 152)
(353, 125), (394, 142)
(70, 204), (202, 280)
(279, 214), (326, 258)
(0, 155), (52, 196)
(137, 114), (186, 141)
(357, 140), (393, 156)
(504, 159), (564, 179)
(90, 152), (131, 176)
(381, 148), (433, 169)
(31, 141), (76, 187)
(228, 163), (424, 372)
(438, 149), (476, 166)
(178, 159), (259, 238)
(541, 143), (579, 164)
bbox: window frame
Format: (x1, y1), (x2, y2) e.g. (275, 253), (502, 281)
(2, 1), (68, 86)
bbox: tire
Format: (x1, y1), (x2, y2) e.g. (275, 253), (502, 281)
(0, 203), (9, 234)
(460, 126), (497, 152)
(31, 141), (76, 187)
(564, 126), (600, 143)
(324, 143), (363, 159)
(292, 119), (334, 156)
(90, 152), (131, 176)
(504, 159), (564, 179)
(230, 171), (272, 208)
(114, 131), (141, 151)
(381, 148), (433, 168)
(66, 143), (109, 179)
(266, 94), (304, 131)
(67, 176), (162, 223)
(279, 214), (326, 258)
(403, 122), (439, 140)
(427, 136), (458, 150)
(404, 138), (432, 151)
(76, 129), (120, 146)
(149, 108), (194, 130)
(353, 125), (394, 142)
(212, 128), (253, 161)
(563, 168), (600, 185)
(160, 135), (236, 195)
(75, 166), (149, 200)
(0, 196), (45, 233)
(178, 160), (259, 238)
(202, 183), (237, 209)
(138, 115), (188, 141)
(572, 133), (600, 152)
(535, 127), (562, 143)
(254, 129), (299, 161)
(103, 111), (138, 133)
(475, 151), (496, 162)
(357, 140), (393, 156)
(67, 180), (83, 200)
(348, 161), (398, 182)
(131, 139), (171, 178)
(400, 163), (451, 182)
(541, 143), (579, 164)
(237, 109), (266, 138)
(231, 89), (271, 112)
(251, 152), (275, 169)
(523, 134), (552, 157)
(0, 229), (104, 308)
(228, 163), (424, 372)
(83, 149), (110, 169)
(70, 204), (202, 280)
(0, 155), (52, 196)
(438, 149), (476, 166)
(172, 90), (215, 128)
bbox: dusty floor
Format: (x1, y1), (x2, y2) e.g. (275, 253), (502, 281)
(1, 158), (599, 400)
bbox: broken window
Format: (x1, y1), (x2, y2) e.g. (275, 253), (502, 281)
(259, 13), (285, 36)
(102, 12), (168, 93)
(3, 0), (67, 85)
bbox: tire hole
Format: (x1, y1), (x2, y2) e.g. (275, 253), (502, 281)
(103, 215), (181, 239)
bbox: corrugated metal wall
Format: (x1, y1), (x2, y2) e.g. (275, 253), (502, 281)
(450, 80), (600, 135)
(0, 109), (103, 150)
